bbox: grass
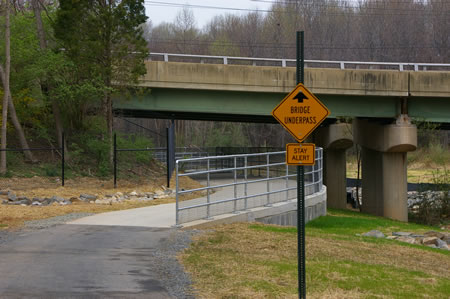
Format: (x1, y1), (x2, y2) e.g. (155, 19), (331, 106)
(180, 209), (450, 298)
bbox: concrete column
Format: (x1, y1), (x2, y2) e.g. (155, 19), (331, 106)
(354, 118), (416, 222)
(315, 123), (353, 210)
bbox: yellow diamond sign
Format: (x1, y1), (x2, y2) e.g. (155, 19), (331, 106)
(272, 83), (330, 142)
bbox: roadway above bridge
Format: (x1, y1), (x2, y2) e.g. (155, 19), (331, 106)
(114, 58), (450, 123)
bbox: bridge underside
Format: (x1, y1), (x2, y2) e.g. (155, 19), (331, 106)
(113, 88), (450, 127)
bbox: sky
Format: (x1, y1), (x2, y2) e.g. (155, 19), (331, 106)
(144, 0), (274, 29)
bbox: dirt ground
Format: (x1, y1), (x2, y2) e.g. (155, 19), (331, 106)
(0, 175), (204, 229)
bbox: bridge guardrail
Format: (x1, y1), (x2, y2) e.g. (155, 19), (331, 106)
(148, 52), (450, 72)
(175, 148), (323, 225)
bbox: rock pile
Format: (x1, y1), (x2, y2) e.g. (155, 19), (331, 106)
(1, 188), (174, 207)
(362, 229), (450, 250)
(407, 190), (448, 209)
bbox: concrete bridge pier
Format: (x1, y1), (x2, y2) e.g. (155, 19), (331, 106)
(353, 117), (417, 222)
(315, 123), (353, 210)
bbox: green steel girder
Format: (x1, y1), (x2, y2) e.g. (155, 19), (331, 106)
(113, 88), (430, 123)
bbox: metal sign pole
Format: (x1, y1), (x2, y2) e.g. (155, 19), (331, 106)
(297, 30), (306, 299)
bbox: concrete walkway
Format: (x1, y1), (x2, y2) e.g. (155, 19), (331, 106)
(69, 178), (318, 228)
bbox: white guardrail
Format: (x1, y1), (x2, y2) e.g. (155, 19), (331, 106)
(175, 149), (323, 226)
(148, 52), (450, 72)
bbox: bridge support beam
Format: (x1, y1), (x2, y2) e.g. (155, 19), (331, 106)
(353, 117), (417, 222)
(315, 123), (353, 210)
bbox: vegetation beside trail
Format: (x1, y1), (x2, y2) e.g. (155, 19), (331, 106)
(180, 209), (450, 298)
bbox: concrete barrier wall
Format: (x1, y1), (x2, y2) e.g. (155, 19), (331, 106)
(184, 186), (327, 229)
(256, 187), (327, 226)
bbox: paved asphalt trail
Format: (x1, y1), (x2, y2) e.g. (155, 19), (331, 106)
(0, 224), (190, 298)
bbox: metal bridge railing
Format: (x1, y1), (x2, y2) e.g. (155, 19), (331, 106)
(148, 52), (450, 72)
(175, 148), (323, 225)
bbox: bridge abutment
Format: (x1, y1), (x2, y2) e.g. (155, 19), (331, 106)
(353, 118), (417, 222)
(316, 123), (353, 210)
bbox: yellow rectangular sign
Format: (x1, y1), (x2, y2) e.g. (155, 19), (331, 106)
(286, 143), (316, 166)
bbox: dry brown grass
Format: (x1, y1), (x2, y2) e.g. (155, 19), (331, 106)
(180, 222), (450, 298)
(0, 175), (204, 229)
(347, 161), (449, 184)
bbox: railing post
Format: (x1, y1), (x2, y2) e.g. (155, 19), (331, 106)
(207, 158), (211, 219)
(286, 161), (289, 201)
(244, 156), (248, 211)
(340, 62), (345, 69)
(282, 59), (286, 67)
(233, 156), (238, 213)
(176, 161), (180, 226)
(266, 153), (271, 206)
(114, 133), (117, 188)
(414, 64), (419, 71)
(399, 64), (404, 72)
(164, 54), (169, 62)
(223, 57), (228, 65)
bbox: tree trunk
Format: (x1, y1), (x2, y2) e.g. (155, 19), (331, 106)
(32, 0), (46, 49)
(0, 66), (37, 163)
(0, 0), (10, 174)
(32, 0), (68, 155)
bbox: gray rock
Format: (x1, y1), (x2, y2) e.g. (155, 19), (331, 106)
(105, 194), (113, 198)
(0, 190), (9, 195)
(62, 200), (72, 205)
(51, 196), (65, 203)
(18, 197), (31, 205)
(31, 201), (42, 206)
(427, 244), (438, 249)
(424, 231), (445, 239)
(7, 192), (16, 201)
(442, 235), (450, 245)
(80, 194), (97, 200)
(2, 199), (8, 205)
(46, 197), (56, 204)
(436, 238), (449, 250)
(393, 232), (412, 237)
(363, 230), (385, 238)
(422, 237), (438, 245)
(410, 234), (425, 238)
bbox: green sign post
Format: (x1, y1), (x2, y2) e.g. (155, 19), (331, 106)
(296, 30), (306, 299)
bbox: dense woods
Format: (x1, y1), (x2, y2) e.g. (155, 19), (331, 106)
(0, 0), (448, 175)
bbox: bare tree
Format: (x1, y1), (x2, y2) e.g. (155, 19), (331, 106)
(0, 0), (10, 174)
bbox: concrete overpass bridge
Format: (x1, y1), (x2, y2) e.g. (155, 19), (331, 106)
(113, 53), (450, 222)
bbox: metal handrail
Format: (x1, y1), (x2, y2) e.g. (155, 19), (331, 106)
(148, 52), (450, 72)
(175, 149), (324, 225)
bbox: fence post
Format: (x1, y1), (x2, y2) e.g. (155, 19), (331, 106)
(114, 133), (117, 188)
(61, 132), (65, 187)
